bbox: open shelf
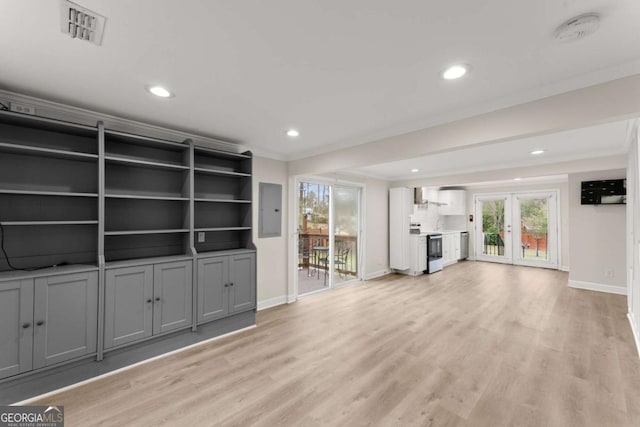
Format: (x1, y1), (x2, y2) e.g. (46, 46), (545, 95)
(106, 193), (189, 201)
(105, 129), (189, 150)
(194, 198), (251, 204)
(0, 142), (98, 161)
(1, 220), (98, 226)
(0, 189), (98, 197)
(105, 155), (189, 171)
(0, 152), (98, 194)
(195, 227), (252, 232)
(194, 146), (251, 159)
(105, 162), (189, 199)
(0, 224), (97, 272)
(0, 193), (98, 222)
(195, 201), (251, 229)
(105, 198), (189, 232)
(104, 229), (189, 236)
(105, 232), (189, 263)
(195, 229), (253, 253)
(0, 110), (98, 156)
(194, 167), (251, 177)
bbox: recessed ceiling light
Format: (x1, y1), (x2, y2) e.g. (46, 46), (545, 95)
(286, 129), (300, 137)
(411, 169), (419, 173)
(146, 85), (174, 98)
(442, 64), (469, 80)
(530, 150), (545, 155)
(514, 178), (522, 181)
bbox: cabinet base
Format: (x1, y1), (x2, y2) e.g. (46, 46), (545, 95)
(0, 310), (255, 405)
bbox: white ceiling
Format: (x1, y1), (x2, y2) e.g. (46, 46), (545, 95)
(350, 120), (630, 181)
(1, 1), (640, 162)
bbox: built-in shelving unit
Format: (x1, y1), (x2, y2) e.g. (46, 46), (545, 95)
(0, 110), (256, 383)
(193, 147), (252, 253)
(103, 130), (191, 262)
(0, 111), (99, 271)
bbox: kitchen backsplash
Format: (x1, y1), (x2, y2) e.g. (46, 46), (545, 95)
(410, 204), (467, 232)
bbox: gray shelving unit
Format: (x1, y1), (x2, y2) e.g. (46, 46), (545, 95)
(193, 146), (253, 253)
(103, 130), (192, 263)
(0, 111), (99, 271)
(0, 110), (256, 383)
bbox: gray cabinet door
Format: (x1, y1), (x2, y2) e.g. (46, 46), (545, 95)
(153, 261), (193, 335)
(33, 272), (98, 369)
(104, 266), (153, 349)
(197, 256), (229, 323)
(229, 253), (256, 314)
(0, 280), (33, 380)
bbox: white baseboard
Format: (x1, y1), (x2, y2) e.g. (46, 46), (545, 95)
(257, 295), (288, 311)
(568, 280), (627, 295)
(628, 312), (640, 359)
(560, 265), (570, 272)
(364, 269), (390, 280)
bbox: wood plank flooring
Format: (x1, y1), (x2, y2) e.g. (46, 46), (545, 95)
(29, 262), (640, 426)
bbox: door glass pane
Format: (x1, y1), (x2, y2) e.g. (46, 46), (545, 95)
(333, 186), (359, 285)
(298, 181), (330, 294)
(518, 198), (548, 261)
(481, 199), (506, 256)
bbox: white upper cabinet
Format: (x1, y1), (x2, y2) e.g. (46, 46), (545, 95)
(438, 190), (467, 215)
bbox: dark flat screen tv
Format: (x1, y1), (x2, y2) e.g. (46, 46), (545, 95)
(581, 179), (626, 205)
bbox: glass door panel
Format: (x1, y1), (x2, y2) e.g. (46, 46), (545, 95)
(513, 192), (558, 268)
(475, 196), (512, 263)
(332, 186), (360, 286)
(297, 181), (330, 295)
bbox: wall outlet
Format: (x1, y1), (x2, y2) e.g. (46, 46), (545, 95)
(10, 102), (36, 115)
(604, 268), (615, 278)
(198, 232), (205, 243)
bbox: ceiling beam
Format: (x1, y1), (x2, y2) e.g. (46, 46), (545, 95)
(288, 74), (640, 176)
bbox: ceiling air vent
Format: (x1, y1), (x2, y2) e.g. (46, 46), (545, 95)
(59, 0), (106, 46)
(554, 13), (600, 43)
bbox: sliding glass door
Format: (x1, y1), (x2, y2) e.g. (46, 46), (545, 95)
(296, 180), (361, 296)
(474, 191), (558, 269)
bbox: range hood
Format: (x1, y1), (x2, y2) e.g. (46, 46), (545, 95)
(413, 187), (447, 206)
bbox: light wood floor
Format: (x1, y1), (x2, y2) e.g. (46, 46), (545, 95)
(31, 262), (640, 426)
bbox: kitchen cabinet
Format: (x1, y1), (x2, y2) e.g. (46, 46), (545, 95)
(407, 235), (427, 276)
(443, 232), (461, 267)
(389, 188), (412, 270)
(104, 260), (192, 349)
(0, 271), (98, 380)
(0, 280), (34, 379)
(439, 190), (466, 216)
(197, 252), (256, 324)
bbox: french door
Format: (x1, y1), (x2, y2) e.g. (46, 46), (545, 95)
(474, 191), (558, 269)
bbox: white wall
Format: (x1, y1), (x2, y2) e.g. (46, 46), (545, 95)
(568, 169), (627, 294)
(252, 157), (289, 309)
(626, 120), (640, 356)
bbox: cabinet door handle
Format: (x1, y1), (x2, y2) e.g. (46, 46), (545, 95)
(22, 323), (31, 329)
(155, 297), (161, 302)
(36, 321), (44, 326)
(229, 282), (234, 287)
(147, 299), (153, 303)
(224, 284), (229, 288)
